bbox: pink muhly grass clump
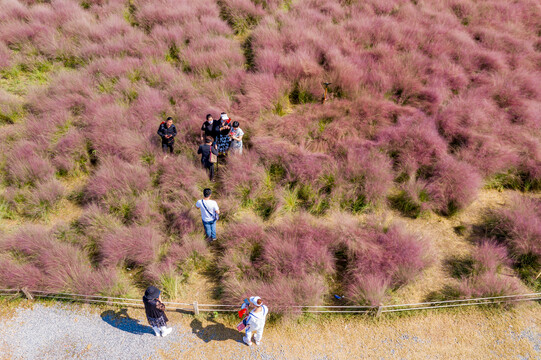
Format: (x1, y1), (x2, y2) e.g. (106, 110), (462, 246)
(98, 225), (165, 267)
(0, 43), (12, 68)
(0, 255), (43, 290)
(456, 271), (525, 299)
(218, 215), (332, 312)
(343, 220), (432, 305)
(347, 273), (390, 307)
(76, 205), (124, 247)
(5, 141), (55, 186)
(425, 156), (481, 216)
(52, 129), (89, 175)
(220, 215), (266, 249)
(0, 225), (116, 294)
(376, 113), (447, 175)
(12, 179), (65, 219)
(484, 196), (541, 260)
(236, 73), (286, 115)
(131, 195), (164, 227)
(86, 156), (151, 202)
(161, 203), (198, 237)
(263, 216), (335, 276)
(157, 154), (208, 205)
(222, 273), (327, 314)
(221, 151), (266, 196)
(341, 146), (394, 206)
(471, 240), (512, 274)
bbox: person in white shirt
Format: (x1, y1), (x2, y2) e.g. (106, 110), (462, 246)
(241, 296), (269, 346)
(195, 188), (220, 241)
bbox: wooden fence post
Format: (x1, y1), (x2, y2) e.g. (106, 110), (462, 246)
(193, 301), (199, 316)
(21, 288), (33, 300)
(375, 303), (383, 317)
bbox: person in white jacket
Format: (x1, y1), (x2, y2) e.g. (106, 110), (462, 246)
(241, 296), (269, 346)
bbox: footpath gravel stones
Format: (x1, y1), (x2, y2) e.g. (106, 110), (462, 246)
(0, 304), (191, 360)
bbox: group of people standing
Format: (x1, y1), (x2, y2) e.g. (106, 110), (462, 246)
(153, 114), (264, 346)
(157, 112), (244, 181)
(143, 285), (268, 346)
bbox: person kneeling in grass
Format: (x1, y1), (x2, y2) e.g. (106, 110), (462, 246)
(143, 286), (173, 337)
(241, 296), (269, 346)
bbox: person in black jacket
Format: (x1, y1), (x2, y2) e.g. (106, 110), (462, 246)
(157, 117), (177, 154)
(198, 136), (219, 181)
(200, 114), (220, 144)
(143, 286), (173, 337)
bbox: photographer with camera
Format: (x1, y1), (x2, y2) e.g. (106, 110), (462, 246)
(195, 188), (220, 242)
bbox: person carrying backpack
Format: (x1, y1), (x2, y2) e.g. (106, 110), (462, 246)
(195, 188), (220, 241)
(157, 117), (177, 154)
(197, 137), (219, 181)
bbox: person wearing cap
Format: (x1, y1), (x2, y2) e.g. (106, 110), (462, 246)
(216, 112), (231, 155)
(229, 120), (244, 155)
(241, 296), (269, 346)
(143, 286), (173, 337)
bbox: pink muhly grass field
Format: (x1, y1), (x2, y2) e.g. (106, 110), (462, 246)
(1, 0), (541, 305)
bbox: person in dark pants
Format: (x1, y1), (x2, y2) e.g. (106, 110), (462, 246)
(143, 286), (172, 337)
(198, 136), (219, 181)
(200, 114), (220, 144)
(157, 117), (177, 154)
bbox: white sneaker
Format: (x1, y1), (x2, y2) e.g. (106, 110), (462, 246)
(152, 327), (161, 337)
(161, 327), (173, 337)
(255, 340), (261, 346)
(243, 336), (252, 346)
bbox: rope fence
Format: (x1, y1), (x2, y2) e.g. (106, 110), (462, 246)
(0, 288), (539, 316)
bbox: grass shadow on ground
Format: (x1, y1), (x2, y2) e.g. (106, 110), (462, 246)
(101, 308), (155, 335)
(190, 317), (244, 344)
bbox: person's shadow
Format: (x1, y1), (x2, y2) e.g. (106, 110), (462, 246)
(101, 308), (155, 335)
(190, 317), (243, 343)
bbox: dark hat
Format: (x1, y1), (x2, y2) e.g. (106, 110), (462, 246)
(144, 286), (161, 299)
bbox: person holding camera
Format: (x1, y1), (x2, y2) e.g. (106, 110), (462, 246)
(195, 188), (220, 241)
(197, 136), (219, 181)
(157, 117), (177, 154)
(240, 296), (268, 346)
(143, 286), (173, 337)
(229, 121), (244, 155)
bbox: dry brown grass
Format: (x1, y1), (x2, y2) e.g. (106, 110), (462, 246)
(390, 189), (517, 304)
(158, 302), (541, 359)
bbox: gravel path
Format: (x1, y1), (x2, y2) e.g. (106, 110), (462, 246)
(0, 304), (195, 360)
(1, 303), (540, 359)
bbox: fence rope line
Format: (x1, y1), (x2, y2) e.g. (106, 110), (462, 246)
(381, 296), (541, 313)
(1, 289), (539, 314)
(381, 292), (541, 308)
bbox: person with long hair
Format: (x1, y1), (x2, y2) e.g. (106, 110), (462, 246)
(143, 286), (173, 337)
